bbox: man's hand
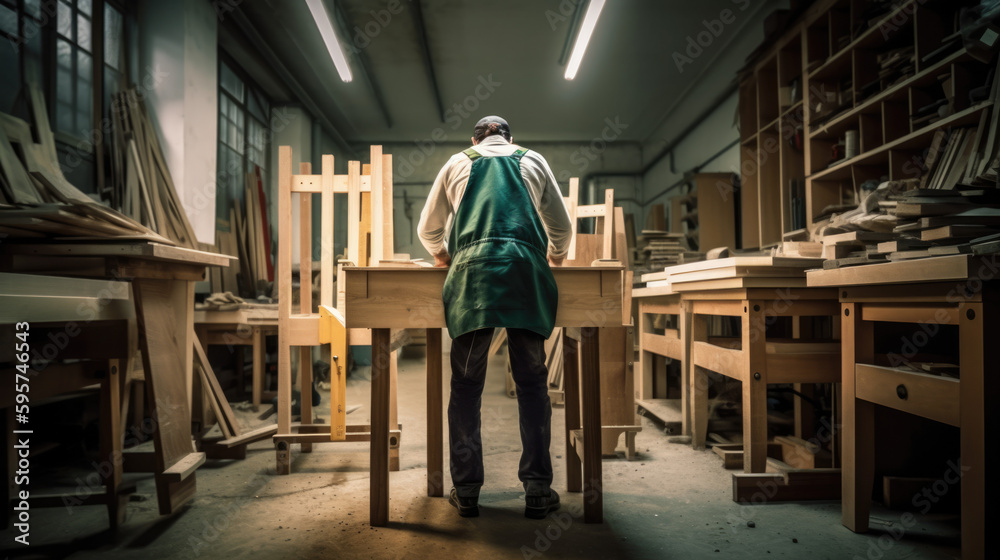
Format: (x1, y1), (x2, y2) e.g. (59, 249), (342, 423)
(433, 251), (452, 268)
(548, 254), (564, 267)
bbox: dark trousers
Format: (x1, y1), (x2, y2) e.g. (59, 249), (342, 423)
(449, 327), (553, 498)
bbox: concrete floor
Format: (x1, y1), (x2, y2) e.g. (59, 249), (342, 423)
(2, 350), (962, 559)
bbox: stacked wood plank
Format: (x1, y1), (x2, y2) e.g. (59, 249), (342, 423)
(109, 87), (198, 249)
(0, 83), (170, 244)
(648, 256), (825, 291)
(639, 230), (686, 270)
(217, 166), (273, 298)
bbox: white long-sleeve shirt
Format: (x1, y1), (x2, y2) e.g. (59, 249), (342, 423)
(417, 135), (572, 258)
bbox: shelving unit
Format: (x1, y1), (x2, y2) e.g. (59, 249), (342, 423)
(737, 0), (994, 248)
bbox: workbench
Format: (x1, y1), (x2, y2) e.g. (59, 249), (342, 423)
(1, 273), (132, 528)
(194, 306), (278, 407)
(1, 241), (231, 516)
(344, 265), (625, 526)
(808, 254), (999, 559)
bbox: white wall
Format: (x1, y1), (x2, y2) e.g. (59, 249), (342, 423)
(641, 0), (787, 233)
(137, 0), (217, 244)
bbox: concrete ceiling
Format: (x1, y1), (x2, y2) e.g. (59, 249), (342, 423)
(235, 0), (777, 144)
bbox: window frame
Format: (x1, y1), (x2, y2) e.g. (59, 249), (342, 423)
(216, 50), (272, 231)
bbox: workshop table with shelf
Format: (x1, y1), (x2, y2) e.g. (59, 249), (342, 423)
(807, 253), (999, 559)
(344, 264), (627, 526)
(660, 257), (841, 484)
(1, 241), (231, 516)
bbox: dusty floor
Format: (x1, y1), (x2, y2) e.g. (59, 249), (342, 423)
(2, 350), (962, 559)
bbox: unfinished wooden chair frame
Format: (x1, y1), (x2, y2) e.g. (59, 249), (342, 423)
(274, 145), (401, 475)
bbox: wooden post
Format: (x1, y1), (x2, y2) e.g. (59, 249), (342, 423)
(100, 358), (126, 527)
(563, 331), (582, 493)
(842, 302), (875, 531)
(426, 328), (443, 497)
(276, 146), (293, 475)
(370, 328), (391, 526)
(742, 300), (769, 473)
(299, 162), (314, 452)
(959, 300), (989, 558)
(580, 327), (603, 523)
(691, 312), (709, 449)
(252, 327), (262, 407)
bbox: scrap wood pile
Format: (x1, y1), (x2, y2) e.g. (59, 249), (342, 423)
(208, 166), (274, 298)
(0, 83), (172, 245)
(107, 87), (198, 248)
(634, 203), (703, 277)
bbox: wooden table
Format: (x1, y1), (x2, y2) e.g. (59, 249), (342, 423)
(1, 273), (132, 528)
(194, 306), (278, 407)
(808, 254), (999, 559)
(1, 241), (231, 515)
(344, 265), (625, 526)
(633, 285), (690, 435)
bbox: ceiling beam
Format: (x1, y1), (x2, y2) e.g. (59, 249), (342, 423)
(411, 0), (445, 123)
(332, 1), (394, 129)
(228, 6), (358, 158)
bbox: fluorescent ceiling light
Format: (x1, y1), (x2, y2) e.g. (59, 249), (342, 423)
(306, 0), (353, 82)
(564, 0), (606, 80)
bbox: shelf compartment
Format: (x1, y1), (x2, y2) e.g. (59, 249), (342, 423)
(740, 78), (758, 142)
(740, 138), (760, 250)
(810, 0), (919, 82)
(808, 101), (992, 182)
(758, 57), (780, 128)
(808, 48), (971, 136)
(758, 130), (783, 247)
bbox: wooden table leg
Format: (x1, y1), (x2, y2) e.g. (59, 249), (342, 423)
(580, 327), (603, 523)
(426, 328), (443, 497)
(563, 331), (582, 493)
(742, 301), (768, 473)
(959, 300), (991, 558)
(691, 312), (709, 449)
(252, 327), (262, 407)
(300, 347), (313, 453)
(371, 328), (391, 526)
(100, 358), (127, 528)
(842, 302), (875, 532)
(132, 278), (198, 514)
(680, 300), (692, 436)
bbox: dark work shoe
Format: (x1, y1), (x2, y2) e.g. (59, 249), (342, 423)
(525, 489), (560, 519)
(449, 488), (479, 518)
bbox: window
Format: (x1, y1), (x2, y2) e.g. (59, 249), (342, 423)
(0, 0), (128, 196)
(54, 0), (93, 139)
(0, 0), (44, 119)
(217, 57), (271, 230)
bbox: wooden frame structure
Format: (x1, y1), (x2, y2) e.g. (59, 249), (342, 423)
(344, 265), (626, 526)
(1, 242), (230, 515)
(808, 254), (998, 558)
(633, 285), (692, 436)
(273, 145), (401, 475)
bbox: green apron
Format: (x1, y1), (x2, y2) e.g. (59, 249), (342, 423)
(442, 147), (558, 340)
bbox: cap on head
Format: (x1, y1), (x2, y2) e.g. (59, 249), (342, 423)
(473, 115), (511, 143)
